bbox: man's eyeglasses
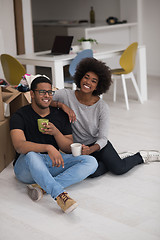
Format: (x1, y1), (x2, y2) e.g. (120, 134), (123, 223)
(34, 90), (55, 96)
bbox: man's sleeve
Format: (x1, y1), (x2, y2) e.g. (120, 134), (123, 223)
(10, 112), (25, 131)
(61, 111), (72, 136)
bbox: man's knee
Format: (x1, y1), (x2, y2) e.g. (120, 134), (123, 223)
(25, 151), (37, 162)
(26, 151), (37, 158)
(25, 152), (43, 167)
(85, 155), (98, 174)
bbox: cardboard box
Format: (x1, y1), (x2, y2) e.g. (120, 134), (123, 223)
(1, 86), (31, 118)
(0, 86), (31, 172)
(0, 86), (5, 121)
(0, 118), (16, 173)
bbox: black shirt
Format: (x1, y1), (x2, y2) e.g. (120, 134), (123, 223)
(10, 105), (72, 164)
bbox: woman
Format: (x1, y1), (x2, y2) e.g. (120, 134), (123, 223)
(51, 58), (160, 178)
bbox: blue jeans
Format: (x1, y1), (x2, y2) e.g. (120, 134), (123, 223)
(14, 152), (98, 199)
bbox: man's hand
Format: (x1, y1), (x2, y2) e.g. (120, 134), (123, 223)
(42, 122), (73, 154)
(47, 145), (64, 168)
(42, 122), (57, 136)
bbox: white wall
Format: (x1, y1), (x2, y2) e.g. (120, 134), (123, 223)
(0, 0), (17, 78)
(120, 0), (137, 22)
(140, 0), (160, 76)
(0, 0), (16, 55)
(31, 0), (120, 22)
(0, 0), (159, 77)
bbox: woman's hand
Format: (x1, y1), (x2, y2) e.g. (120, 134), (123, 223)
(61, 104), (76, 123)
(81, 144), (91, 155)
(82, 143), (100, 155)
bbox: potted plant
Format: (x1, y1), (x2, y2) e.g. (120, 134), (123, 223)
(78, 37), (98, 49)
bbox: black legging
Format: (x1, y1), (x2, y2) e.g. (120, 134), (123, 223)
(88, 140), (143, 178)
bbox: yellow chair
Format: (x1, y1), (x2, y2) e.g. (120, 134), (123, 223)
(111, 42), (143, 110)
(0, 54), (26, 86)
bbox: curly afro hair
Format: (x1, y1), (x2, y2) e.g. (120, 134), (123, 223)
(74, 58), (112, 96)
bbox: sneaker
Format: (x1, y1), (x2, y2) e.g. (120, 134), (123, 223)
(119, 151), (134, 159)
(139, 150), (160, 163)
(56, 192), (78, 214)
(27, 184), (46, 201)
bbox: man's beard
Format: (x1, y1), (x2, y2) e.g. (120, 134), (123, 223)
(35, 99), (49, 109)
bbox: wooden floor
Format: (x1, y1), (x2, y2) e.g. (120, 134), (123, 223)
(0, 76), (160, 240)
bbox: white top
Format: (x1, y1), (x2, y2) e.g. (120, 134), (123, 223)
(53, 89), (109, 150)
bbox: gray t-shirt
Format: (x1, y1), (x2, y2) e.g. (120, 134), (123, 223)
(53, 89), (109, 150)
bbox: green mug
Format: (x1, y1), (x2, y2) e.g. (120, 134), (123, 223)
(37, 119), (49, 132)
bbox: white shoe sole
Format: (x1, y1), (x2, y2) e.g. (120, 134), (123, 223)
(140, 150), (160, 163)
(65, 203), (78, 214)
(27, 185), (43, 201)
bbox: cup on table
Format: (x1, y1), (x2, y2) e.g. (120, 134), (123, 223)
(37, 119), (49, 132)
(71, 143), (82, 157)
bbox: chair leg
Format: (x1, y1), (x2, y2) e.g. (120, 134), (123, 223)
(130, 72), (143, 104)
(113, 78), (117, 102)
(72, 82), (77, 90)
(121, 75), (129, 110)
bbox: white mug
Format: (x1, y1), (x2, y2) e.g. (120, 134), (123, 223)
(71, 143), (82, 157)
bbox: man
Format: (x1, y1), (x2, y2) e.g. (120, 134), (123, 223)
(10, 76), (98, 214)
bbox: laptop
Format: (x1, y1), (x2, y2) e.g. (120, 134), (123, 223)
(39, 36), (74, 56)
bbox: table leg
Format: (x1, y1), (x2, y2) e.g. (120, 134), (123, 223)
(137, 46), (147, 101)
(51, 61), (64, 89)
